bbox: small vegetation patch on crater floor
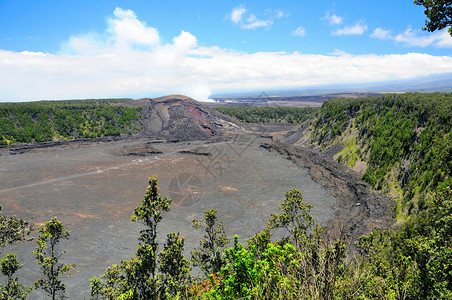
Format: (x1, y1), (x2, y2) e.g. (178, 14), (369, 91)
(116, 143), (163, 156)
(178, 148), (212, 156)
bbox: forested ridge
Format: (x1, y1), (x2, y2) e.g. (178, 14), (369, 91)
(215, 93), (451, 218)
(309, 92), (451, 218)
(0, 99), (142, 146)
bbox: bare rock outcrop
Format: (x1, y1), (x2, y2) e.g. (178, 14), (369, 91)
(123, 95), (241, 141)
(261, 142), (394, 244)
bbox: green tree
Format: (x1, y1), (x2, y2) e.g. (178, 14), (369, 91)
(246, 227), (272, 260)
(265, 188), (348, 299)
(414, 0), (452, 36)
(191, 209), (229, 276)
(349, 186), (452, 299)
(33, 217), (75, 300)
(0, 253), (32, 300)
(130, 175), (171, 299)
(204, 232), (346, 299)
(89, 263), (134, 300)
(158, 232), (191, 298)
(0, 205), (33, 249)
(0, 205), (33, 300)
(90, 176), (172, 300)
(268, 189), (315, 250)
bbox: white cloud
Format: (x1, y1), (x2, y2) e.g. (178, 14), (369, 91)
(394, 27), (452, 48)
(186, 49), (452, 90)
(113, 7), (136, 19)
(108, 7), (160, 51)
(1, 8), (452, 102)
(62, 32), (104, 55)
(62, 7), (160, 55)
(240, 14), (272, 30)
(332, 21), (368, 36)
(371, 28), (392, 40)
(274, 9), (285, 19)
(292, 27), (306, 37)
(370, 26), (452, 48)
(228, 5), (280, 30)
(323, 11), (343, 25)
(435, 30), (452, 48)
(330, 49), (349, 56)
(230, 6), (246, 24)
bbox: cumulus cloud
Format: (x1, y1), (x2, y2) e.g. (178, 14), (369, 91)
(186, 49), (452, 91)
(61, 7), (160, 54)
(370, 28), (393, 40)
(322, 11), (343, 25)
(62, 32), (104, 55)
(108, 7), (160, 50)
(1, 8), (452, 102)
(0, 8), (205, 101)
(370, 26), (452, 48)
(292, 27), (306, 37)
(113, 7), (135, 19)
(227, 5), (283, 30)
(230, 6), (246, 24)
(242, 14), (273, 30)
(394, 27), (452, 48)
(332, 21), (368, 36)
(330, 49), (349, 56)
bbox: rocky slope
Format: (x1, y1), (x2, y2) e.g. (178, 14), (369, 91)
(122, 95), (241, 141)
(261, 142), (394, 242)
(279, 93), (452, 218)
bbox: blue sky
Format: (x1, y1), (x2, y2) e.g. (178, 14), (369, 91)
(1, 0), (452, 101)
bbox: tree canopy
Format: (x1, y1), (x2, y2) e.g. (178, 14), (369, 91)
(414, 0), (452, 36)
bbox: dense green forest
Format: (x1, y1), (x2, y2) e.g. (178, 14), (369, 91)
(310, 93), (451, 217)
(0, 99), (142, 146)
(214, 106), (319, 124)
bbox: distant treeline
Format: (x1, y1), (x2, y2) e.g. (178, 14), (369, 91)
(214, 106), (320, 124)
(311, 92), (452, 216)
(0, 99), (142, 146)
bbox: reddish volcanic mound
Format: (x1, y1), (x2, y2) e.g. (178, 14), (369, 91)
(123, 95), (241, 141)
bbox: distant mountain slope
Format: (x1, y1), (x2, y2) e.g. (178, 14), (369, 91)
(211, 92), (382, 106)
(212, 72), (452, 99)
(282, 92), (452, 218)
(122, 95), (241, 141)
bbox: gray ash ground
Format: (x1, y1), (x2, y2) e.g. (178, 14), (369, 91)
(0, 135), (337, 299)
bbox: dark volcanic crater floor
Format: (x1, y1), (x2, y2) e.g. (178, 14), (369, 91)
(0, 135), (337, 299)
